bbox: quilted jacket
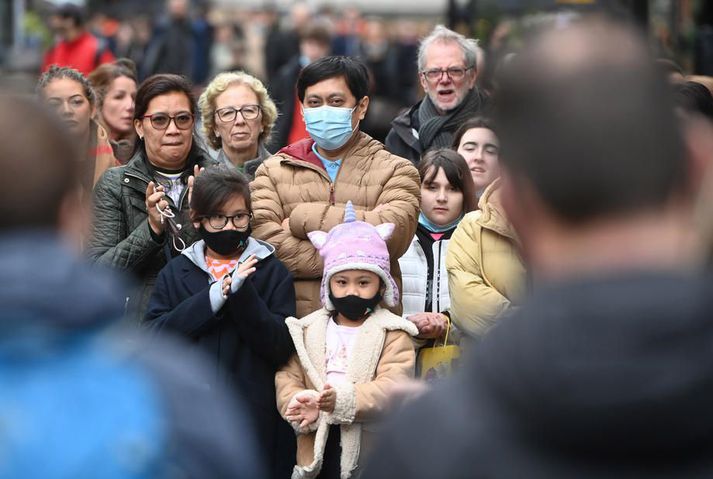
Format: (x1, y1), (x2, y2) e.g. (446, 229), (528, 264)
(86, 143), (217, 321)
(446, 179), (526, 338)
(251, 133), (420, 318)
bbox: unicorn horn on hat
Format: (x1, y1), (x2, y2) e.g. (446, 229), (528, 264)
(344, 200), (357, 223)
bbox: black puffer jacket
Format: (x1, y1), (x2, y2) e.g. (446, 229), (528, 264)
(86, 143), (217, 321)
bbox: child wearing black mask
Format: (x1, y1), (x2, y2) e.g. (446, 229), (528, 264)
(145, 165), (298, 479)
(275, 202), (418, 479)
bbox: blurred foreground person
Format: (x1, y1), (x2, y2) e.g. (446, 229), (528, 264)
(0, 96), (262, 478)
(365, 19), (713, 478)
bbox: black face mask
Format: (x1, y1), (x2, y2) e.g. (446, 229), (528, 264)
(199, 225), (251, 256)
(329, 291), (383, 321)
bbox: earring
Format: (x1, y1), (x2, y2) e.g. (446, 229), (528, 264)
(215, 132), (220, 138)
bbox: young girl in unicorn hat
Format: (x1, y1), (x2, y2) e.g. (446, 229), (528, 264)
(276, 201), (418, 479)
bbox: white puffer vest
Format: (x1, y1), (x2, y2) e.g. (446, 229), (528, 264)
(398, 235), (451, 318)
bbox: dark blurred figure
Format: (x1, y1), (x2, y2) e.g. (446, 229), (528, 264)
(42, 3), (115, 76)
(392, 19), (421, 106)
(115, 16), (153, 76)
(266, 21), (331, 152)
(263, 2), (311, 81)
(210, 21), (250, 77)
(364, 19), (713, 478)
(358, 17), (402, 143)
(142, 0), (213, 84)
(331, 6), (363, 57)
(0, 96), (262, 478)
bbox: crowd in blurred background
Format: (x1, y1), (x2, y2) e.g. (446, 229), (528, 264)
(7, 1), (713, 478)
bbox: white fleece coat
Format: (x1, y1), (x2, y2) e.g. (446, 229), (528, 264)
(275, 307), (418, 478)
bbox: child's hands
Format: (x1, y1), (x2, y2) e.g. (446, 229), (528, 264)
(235, 255), (258, 280)
(286, 392), (319, 429)
(318, 383), (336, 413)
(223, 256), (258, 298)
(221, 275), (232, 297)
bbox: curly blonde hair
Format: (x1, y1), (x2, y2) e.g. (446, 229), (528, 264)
(198, 71), (278, 150)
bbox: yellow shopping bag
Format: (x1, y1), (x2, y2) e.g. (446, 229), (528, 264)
(417, 317), (461, 381)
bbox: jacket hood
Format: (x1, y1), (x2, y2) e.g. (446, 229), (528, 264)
(477, 178), (518, 241)
(181, 237), (275, 274)
(277, 138), (321, 167)
(0, 231), (128, 332)
(475, 272), (713, 458)
(277, 133), (384, 169)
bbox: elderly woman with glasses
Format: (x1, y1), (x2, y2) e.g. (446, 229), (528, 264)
(198, 71), (278, 179)
(87, 73), (217, 322)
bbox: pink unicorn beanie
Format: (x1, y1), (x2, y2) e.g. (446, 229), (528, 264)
(307, 201), (398, 310)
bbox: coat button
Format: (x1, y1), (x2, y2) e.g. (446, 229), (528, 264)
(124, 178), (130, 183)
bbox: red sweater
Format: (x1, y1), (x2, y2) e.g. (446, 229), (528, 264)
(42, 32), (115, 76)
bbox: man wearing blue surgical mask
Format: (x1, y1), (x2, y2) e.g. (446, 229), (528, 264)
(252, 56), (421, 318)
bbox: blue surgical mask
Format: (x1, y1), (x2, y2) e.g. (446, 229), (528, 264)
(302, 105), (358, 151)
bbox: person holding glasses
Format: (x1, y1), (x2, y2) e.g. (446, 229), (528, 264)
(145, 166), (297, 479)
(385, 25), (489, 164)
(199, 71), (278, 179)
(87, 73), (217, 322)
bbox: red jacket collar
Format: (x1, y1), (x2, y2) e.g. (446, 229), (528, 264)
(278, 138), (325, 171)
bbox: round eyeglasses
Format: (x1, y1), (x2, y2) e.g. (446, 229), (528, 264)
(203, 212), (253, 230)
(142, 111), (194, 130)
(215, 105), (262, 123)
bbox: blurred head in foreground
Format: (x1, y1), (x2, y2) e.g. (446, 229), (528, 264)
(493, 18), (694, 277)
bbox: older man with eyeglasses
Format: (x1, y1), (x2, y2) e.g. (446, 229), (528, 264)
(385, 25), (489, 164)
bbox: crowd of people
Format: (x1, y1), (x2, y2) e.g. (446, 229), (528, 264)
(6, 2), (713, 478)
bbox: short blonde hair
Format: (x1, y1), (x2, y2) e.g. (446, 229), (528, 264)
(199, 71), (278, 150)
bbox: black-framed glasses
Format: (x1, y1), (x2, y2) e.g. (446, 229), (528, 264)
(203, 212), (253, 230)
(215, 105), (262, 122)
(421, 66), (473, 82)
(142, 111), (194, 130)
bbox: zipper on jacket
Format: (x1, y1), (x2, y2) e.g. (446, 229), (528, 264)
(283, 156), (338, 206)
(434, 241), (442, 312)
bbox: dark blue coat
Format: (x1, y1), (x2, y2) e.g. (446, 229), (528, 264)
(145, 239), (297, 479)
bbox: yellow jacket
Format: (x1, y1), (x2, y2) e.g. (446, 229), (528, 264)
(446, 179), (526, 338)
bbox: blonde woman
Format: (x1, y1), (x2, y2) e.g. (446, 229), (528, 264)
(199, 71), (278, 179)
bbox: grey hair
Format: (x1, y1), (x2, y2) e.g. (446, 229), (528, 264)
(417, 25), (479, 72)
(36, 65), (96, 106)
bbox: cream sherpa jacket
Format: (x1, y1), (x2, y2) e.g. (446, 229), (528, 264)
(275, 307), (418, 479)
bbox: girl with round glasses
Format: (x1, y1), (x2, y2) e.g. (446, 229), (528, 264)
(145, 166), (297, 479)
(87, 74), (217, 322)
(199, 71), (278, 179)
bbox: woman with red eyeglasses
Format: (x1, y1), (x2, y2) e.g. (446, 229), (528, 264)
(87, 73), (217, 322)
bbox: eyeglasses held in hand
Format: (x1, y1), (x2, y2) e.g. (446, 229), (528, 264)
(421, 66), (473, 82)
(142, 111), (194, 130)
(204, 212), (253, 230)
(215, 105), (262, 122)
